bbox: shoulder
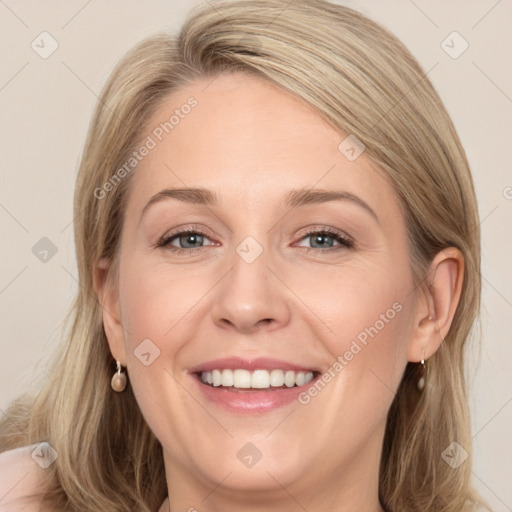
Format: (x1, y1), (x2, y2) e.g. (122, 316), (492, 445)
(0, 444), (54, 511)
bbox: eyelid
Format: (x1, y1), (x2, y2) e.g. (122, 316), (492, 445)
(294, 226), (355, 250)
(156, 225), (217, 249)
(156, 224), (355, 254)
(296, 225), (354, 242)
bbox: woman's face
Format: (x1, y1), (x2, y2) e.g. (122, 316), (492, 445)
(106, 72), (420, 505)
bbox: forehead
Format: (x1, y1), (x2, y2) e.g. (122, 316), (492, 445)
(128, 72), (397, 219)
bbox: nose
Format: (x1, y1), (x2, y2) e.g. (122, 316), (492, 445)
(209, 243), (291, 335)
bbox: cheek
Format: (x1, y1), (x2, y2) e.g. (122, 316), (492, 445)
(115, 263), (203, 454)
(116, 261), (188, 391)
(292, 258), (412, 353)
(290, 257), (413, 412)
(118, 260), (205, 340)
(116, 257), (225, 393)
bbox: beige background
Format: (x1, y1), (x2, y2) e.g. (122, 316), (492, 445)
(0, 0), (511, 510)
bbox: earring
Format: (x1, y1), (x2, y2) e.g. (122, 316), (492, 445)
(418, 314), (433, 392)
(111, 361), (127, 392)
(417, 357), (426, 391)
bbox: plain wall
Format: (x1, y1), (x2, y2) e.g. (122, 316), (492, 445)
(0, 1), (511, 510)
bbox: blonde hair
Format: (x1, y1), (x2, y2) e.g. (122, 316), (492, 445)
(1, 1), (482, 510)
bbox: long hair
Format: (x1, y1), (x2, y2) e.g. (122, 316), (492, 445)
(0, 1), (482, 510)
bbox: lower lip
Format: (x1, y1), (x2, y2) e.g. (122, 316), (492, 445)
(191, 373), (318, 414)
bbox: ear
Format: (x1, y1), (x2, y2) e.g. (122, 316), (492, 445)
(93, 257), (127, 365)
(407, 247), (464, 362)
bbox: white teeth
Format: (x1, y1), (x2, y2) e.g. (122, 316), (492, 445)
(284, 370), (295, 387)
(199, 369), (315, 389)
(251, 370), (269, 388)
(269, 369), (285, 386)
(233, 369), (251, 388)
(221, 369), (233, 387)
(212, 369), (222, 387)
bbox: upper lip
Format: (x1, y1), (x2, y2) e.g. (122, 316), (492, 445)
(188, 357), (319, 374)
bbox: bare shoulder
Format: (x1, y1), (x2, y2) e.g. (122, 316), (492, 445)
(0, 444), (55, 511)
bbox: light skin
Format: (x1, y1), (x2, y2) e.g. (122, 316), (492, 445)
(94, 72), (464, 512)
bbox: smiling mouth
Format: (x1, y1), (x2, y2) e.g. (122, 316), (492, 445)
(197, 368), (318, 391)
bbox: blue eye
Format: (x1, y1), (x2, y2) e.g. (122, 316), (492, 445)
(157, 229), (214, 252)
(172, 232), (206, 249)
(157, 226), (354, 254)
(309, 233), (337, 248)
(297, 229), (354, 251)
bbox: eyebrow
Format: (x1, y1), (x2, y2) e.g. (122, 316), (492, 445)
(286, 188), (379, 222)
(142, 187), (217, 215)
(140, 187), (379, 223)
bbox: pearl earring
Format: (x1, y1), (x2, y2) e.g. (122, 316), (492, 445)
(417, 314), (433, 392)
(417, 357), (426, 391)
(111, 361), (127, 392)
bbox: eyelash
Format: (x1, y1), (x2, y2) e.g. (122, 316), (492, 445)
(156, 225), (354, 255)
(298, 226), (355, 252)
